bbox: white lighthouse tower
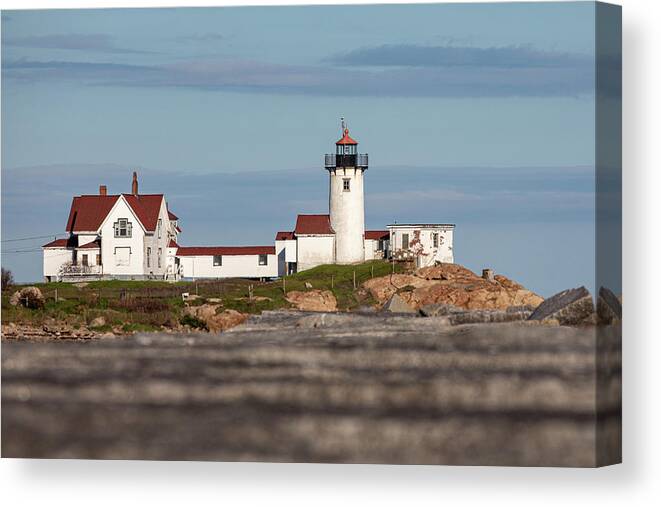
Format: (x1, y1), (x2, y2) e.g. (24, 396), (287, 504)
(325, 119), (368, 264)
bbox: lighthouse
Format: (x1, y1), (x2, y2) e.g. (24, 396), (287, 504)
(325, 120), (369, 264)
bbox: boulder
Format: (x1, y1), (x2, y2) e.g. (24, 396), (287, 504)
(528, 287), (594, 326)
(9, 287), (45, 309)
(184, 305), (248, 332)
(382, 293), (416, 314)
(304, 282), (313, 289)
(597, 286), (622, 325)
(90, 316), (106, 328)
(285, 290), (337, 312)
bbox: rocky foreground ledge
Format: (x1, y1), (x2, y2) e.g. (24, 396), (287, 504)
(2, 311), (621, 466)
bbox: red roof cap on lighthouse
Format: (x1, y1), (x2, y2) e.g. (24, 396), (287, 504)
(336, 128), (358, 145)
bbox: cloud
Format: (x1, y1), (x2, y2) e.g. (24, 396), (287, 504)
(328, 44), (592, 69)
(2, 54), (595, 97)
(3, 33), (154, 54)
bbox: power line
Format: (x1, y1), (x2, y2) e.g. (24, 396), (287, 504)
(1, 234), (63, 243)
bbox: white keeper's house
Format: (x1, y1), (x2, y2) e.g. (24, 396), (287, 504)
(43, 122), (454, 282)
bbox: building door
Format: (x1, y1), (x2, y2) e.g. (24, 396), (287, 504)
(82, 254), (88, 266)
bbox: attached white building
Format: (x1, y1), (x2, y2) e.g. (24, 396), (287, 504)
(387, 224), (455, 267)
(176, 246), (277, 280)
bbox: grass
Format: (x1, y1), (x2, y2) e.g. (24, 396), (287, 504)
(1, 260), (409, 331)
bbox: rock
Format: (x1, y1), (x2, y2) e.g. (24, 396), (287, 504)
(364, 264), (543, 312)
(285, 290), (337, 312)
(528, 287), (594, 326)
(383, 293), (416, 314)
(184, 305), (248, 332)
(9, 287), (45, 309)
(90, 316), (106, 328)
(597, 287), (622, 325)
(448, 309), (533, 325)
(206, 297), (222, 303)
(419, 303), (463, 317)
(304, 282), (313, 289)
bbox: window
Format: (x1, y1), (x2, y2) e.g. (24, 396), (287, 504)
(81, 254), (88, 266)
(343, 178), (351, 192)
(157, 248), (162, 268)
(113, 218), (132, 238)
(96, 254), (101, 265)
(402, 233), (409, 249)
(114, 247), (131, 266)
(158, 219), (162, 239)
(432, 233), (439, 248)
(213, 255), (222, 267)
(258, 254), (268, 266)
(147, 247), (151, 267)
(378, 239), (385, 251)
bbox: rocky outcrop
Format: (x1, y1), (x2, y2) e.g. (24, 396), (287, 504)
(528, 287), (594, 326)
(363, 264), (543, 312)
(597, 287), (622, 325)
(285, 290), (338, 312)
(184, 305), (248, 332)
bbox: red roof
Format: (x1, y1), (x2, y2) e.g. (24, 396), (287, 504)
(365, 230), (389, 240)
(66, 195), (119, 232)
(168, 239), (179, 248)
(65, 194), (164, 233)
(168, 210), (178, 220)
(294, 214), (335, 235)
(176, 246), (275, 257)
(123, 194), (164, 232)
(43, 237), (76, 248)
(275, 231), (295, 240)
(336, 128), (358, 145)
(78, 239), (101, 249)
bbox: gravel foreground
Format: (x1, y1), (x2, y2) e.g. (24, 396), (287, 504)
(1, 312), (621, 466)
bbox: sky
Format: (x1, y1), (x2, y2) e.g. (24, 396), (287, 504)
(1, 2), (617, 296)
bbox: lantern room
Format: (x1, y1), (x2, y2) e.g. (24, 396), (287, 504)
(324, 122), (368, 170)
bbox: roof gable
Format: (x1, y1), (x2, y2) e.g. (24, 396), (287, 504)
(65, 193), (164, 233)
(294, 214), (335, 235)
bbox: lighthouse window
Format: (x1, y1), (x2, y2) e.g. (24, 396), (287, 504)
(343, 179), (351, 191)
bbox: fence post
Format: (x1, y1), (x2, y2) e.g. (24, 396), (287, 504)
(282, 277), (286, 294)
(371, 265), (374, 279)
(331, 275), (334, 289)
(353, 270), (356, 289)
(195, 282), (199, 296)
(54, 288), (58, 303)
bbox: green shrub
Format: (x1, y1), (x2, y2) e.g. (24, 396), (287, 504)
(180, 314), (208, 330)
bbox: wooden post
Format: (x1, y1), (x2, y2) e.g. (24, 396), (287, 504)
(54, 288), (58, 303)
(353, 270), (356, 289)
(195, 282), (199, 296)
(371, 265), (374, 279)
(331, 275), (334, 289)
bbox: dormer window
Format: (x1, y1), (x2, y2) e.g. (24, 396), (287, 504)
(114, 218), (132, 238)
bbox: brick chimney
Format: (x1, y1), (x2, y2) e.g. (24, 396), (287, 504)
(99, 185), (107, 196)
(132, 171), (138, 195)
